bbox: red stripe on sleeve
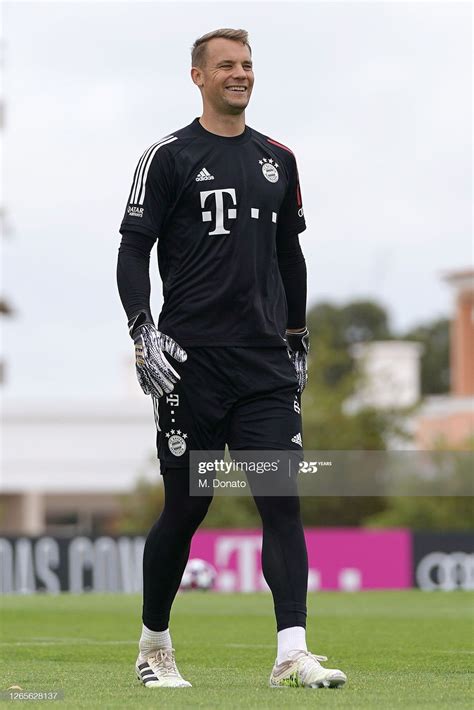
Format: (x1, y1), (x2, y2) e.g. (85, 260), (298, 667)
(267, 137), (294, 155)
(296, 182), (302, 207)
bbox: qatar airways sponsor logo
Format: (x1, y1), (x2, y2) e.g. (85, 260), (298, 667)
(127, 205), (144, 218)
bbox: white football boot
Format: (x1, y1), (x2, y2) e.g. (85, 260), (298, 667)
(135, 648), (192, 688)
(269, 650), (347, 689)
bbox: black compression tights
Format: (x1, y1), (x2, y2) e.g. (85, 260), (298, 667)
(142, 466), (308, 632)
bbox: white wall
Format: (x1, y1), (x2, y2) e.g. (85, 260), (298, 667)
(2, 397), (159, 494)
(347, 341), (423, 410)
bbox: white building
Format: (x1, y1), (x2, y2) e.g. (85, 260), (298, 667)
(1, 396), (160, 534)
(345, 340), (423, 411)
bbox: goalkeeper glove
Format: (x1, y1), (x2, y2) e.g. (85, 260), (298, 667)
(128, 311), (187, 398)
(286, 327), (310, 393)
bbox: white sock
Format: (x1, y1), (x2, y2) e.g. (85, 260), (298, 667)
(138, 624), (172, 661)
(277, 626), (307, 664)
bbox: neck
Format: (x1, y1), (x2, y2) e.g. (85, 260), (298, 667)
(199, 108), (246, 137)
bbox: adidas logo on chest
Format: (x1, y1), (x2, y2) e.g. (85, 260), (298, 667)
(195, 167), (215, 181)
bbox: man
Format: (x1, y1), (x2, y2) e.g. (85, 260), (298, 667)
(117, 28), (346, 690)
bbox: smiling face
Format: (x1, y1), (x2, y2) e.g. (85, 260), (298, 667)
(192, 38), (254, 115)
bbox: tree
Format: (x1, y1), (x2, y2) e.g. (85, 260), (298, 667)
(402, 318), (450, 395)
(307, 300), (392, 386)
(116, 456), (165, 534)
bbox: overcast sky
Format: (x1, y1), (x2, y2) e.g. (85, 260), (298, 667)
(1, 1), (472, 399)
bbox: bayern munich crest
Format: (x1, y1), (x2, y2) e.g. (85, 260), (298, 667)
(165, 429), (188, 456)
(259, 157), (279, 183)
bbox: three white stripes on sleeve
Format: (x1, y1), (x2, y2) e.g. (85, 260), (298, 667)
(129, 135), (178, 206)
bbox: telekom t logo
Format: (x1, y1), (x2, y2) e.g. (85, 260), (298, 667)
(200, 188), (237, 235)
(214, 535), (262, 592)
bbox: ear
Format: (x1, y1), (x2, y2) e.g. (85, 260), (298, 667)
(191, 66), (203, 87)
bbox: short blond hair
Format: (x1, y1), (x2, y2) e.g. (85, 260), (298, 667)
(191, 28), (251, 67)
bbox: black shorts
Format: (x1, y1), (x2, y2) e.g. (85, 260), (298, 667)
(152, 347), (302, 469)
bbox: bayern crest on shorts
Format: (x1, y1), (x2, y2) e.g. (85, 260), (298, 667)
(165, 430), (188, 456)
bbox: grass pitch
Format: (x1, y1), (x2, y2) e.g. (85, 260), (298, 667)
(1, 591), (473, 709)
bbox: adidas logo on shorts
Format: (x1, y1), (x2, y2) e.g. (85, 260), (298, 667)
(195, 167), (215, 181)
(291, 432), (303, 447)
